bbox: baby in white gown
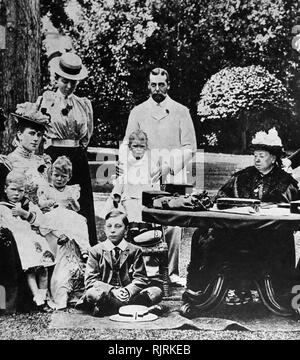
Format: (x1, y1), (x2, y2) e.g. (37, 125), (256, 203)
(38, 156), (90, 309)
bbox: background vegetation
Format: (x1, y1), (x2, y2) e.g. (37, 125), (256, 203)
(41, 0), (300, 153)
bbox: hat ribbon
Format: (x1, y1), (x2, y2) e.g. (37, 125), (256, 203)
(59, 60), (82, 75)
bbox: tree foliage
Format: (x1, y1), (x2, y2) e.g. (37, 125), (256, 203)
(197, 65), (296, 152)
(40, 0), (73, 29)
(68, 0), (159, 146)
(41, 0), (300, 150)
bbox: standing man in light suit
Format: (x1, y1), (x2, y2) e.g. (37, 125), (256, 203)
(122, 68), (197, 286)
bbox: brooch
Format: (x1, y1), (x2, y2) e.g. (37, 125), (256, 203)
(61, 104), (73, 116)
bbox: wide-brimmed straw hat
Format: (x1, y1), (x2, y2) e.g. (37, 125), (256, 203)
(109, 305), (158, 322)
(250, 127), (285, 157)
(11, 102), (50, 131)
(133, 229), (162, 247)
(51, 52), (88, 81)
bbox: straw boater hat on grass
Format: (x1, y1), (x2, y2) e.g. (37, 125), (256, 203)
(250, 127), (285, 158)
(11, 102), (50, 132)
(109, 305), (158, 322)
(51, 52), (88, 81)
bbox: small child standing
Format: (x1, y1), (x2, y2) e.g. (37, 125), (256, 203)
(82, 210), (162, 316)
(0, 171), (55, 311)
(37, 156), (90, 309)
(102, 130), (160, 222)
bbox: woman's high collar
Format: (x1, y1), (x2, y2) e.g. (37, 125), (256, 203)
(14, 145), (34, 159)
(56, 89), (73, 101)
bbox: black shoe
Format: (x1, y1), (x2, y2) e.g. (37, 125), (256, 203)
(92, 305), (105, 317)
(182, 289), (205, 304)
(37, 303), (54, 313)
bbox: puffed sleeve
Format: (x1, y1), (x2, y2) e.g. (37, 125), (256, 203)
(68, 184), (81, 201)
(80, 98), (93, 148)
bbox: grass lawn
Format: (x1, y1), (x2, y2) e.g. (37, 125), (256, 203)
(2, 153), (300, 340)
(1, 226), (300, 340)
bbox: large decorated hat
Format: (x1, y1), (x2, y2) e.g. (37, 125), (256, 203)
(51, 52), (88, 81)
(109, 305), (158, 322)
(11, 102), (50, 131)
(250, 127), (284, 157)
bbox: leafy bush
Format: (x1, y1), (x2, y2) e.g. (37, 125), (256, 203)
(40, 0), (300, 150)
(197, 65), (296, 152)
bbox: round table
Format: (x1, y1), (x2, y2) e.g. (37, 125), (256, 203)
(142, 206), (300, 318)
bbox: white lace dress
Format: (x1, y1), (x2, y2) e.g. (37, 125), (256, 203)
(0, 202), (55, 271)
(37, 184), (90, 309)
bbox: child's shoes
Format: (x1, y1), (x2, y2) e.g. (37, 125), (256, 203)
(37, 303), (54, 313)
(33, 289), (47, 307)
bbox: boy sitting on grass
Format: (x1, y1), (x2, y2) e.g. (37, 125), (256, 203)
(83, 210), (162, 316)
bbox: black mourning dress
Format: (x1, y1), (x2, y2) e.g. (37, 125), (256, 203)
(188, 165), (300, 294)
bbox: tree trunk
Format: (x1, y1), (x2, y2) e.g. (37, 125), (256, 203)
(0, 0), (40, 154)
(240, 115), (249, 153)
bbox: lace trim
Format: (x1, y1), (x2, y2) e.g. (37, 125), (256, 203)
(14, 145), (34, 159)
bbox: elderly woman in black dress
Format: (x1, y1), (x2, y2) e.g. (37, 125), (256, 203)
(186, 128), (300, 306)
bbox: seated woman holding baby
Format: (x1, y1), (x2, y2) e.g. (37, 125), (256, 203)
(0, 102), (90, 311)
(0, 105), (53, 312)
